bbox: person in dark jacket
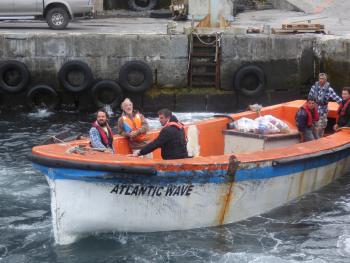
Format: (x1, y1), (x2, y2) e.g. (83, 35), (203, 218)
(135, 109), (188, 160)
(334, 87), (350, 131)
(89, 109), (114, 152)
(295, 97), (319, 142)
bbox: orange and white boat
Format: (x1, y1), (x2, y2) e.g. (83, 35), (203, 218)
(28, 100), (350, 245)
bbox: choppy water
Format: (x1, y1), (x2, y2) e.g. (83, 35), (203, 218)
(1, 110), (350, 263)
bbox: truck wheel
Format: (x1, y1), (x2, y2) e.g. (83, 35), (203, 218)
(127, 0), (158, 11)
(46, 7), (69, 30)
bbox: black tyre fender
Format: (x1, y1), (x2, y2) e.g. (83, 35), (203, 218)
(26, 84), (59, 110)
(46, 7), (70, 30)
(234, 65), (266, 96)
(119, 61), (153, 93)
(127, 0), (158, 11)
(91, 80), (124, 108)
(58, 60), (93, 93)
(150, 10), (172, 19)
(0, 60), (30, 93)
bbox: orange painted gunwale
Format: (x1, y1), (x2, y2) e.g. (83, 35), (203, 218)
(31, 100), (349, 172)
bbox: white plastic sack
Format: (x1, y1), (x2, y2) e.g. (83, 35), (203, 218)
(257, 115), (290, 133)
(254, 117), (280, 134)
(234, 115), (290, 134)
(234, 117), (257, 133)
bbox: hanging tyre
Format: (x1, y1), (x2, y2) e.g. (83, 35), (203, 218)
(91, 80), (124, 108)
(234, 65), (266, 96)
(58, 60), (93, 93)
(119, 61), (153, 93)
(26, 84), (59, 110)
(0, 60), (30, 93)
(150, 10), (172, 19)
(46, 6), (70, 30)
(127, 0), (158, 11)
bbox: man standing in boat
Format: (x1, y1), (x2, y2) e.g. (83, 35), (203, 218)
(295, 97), (319, 142)
(89, 109), (114, 152)
(334, 87), (350, 131)
(134, 108), (188, 160)
(308, 73), (342, 138)
(118, 98), (149, 154)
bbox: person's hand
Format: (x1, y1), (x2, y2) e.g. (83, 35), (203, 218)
(129, 130), (139, 138)
(333, 124), (339, 131)
(133, 150), (141, 157)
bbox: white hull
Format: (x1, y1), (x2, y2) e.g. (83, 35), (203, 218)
(47, 156), (350, 245)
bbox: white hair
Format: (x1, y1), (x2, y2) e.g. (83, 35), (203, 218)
(121, 98), (133, 110)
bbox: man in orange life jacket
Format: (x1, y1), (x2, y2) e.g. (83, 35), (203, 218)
(89, 109), (114, 152)
(117, 98), (149, 153)
(334, 87), (350, 131)
(295, 97), (319, 142)
(135, 108), (188, 160)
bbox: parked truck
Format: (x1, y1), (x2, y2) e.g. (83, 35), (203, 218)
(0, 0), (94, 29)
(104, 0), (172, 11)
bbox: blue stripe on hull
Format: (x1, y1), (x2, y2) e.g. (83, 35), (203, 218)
(32, 147), (350, 185)
(236, 147), (350, 182)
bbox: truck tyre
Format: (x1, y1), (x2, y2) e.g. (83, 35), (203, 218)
(150, 10), (172, 19)
(119, 61), (153, 93)
(127, 0), (158, 11)
(46, 7), (69, 30)
(26, 84), (59, 110)
(0, 60), (30, 93)
(234, 65), (266, 96)
(91, 80), (124, 108)
(58, 61), (93, 93)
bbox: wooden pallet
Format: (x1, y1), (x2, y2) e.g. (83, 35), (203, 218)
(272, 23), (326, 34)
(282, 23), (324, 30)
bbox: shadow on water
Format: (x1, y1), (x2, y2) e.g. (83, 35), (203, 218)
(1, 110), (350, 262)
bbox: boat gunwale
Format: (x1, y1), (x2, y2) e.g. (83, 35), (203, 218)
(28, 100), (350, 173)
(29, 133), (350, 175)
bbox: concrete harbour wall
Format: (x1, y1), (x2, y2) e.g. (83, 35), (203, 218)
(0, 32), (349, 112)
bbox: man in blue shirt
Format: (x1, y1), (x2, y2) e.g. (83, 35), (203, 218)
(308, 73), (342, 138)
(89, 109), (114, 152)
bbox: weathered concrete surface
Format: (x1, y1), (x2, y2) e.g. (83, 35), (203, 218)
(281, 0), (350, 14)
(188, 0), (234, 21)
(0, 30), (317, 111)
(94, 0), (104, 13)
(0, 31), (315, 89)
(268, 0), (299, 12)
(221, 34), (315, 94)
(314, 36), (350, 88)
(1, 6), (350, 112)
(235, 9), (350, 36)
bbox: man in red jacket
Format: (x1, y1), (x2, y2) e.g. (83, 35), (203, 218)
(334, 87), (350, 131)
(295, 97), (319, 142)
(135, 108), (188, 160)
(89, 109), (114, 152)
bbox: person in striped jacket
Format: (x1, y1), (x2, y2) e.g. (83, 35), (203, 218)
(308, 73), (342, 138)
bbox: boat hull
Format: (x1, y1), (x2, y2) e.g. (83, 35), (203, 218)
(36, 149), (350, 245)
(29, 101), (350, 244)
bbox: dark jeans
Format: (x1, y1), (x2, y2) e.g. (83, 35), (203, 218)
(303, 127), (317, 141)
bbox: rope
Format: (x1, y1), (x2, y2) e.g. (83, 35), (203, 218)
(193, 32), (223, 46)
(51, 136), (67, 145)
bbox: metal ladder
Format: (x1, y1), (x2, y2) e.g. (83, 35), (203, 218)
(188, 32), (222, 89)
